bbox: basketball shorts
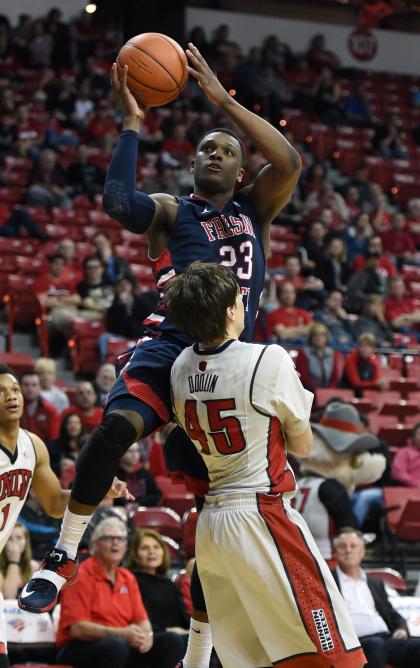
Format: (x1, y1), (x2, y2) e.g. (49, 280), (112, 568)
(196, 492), (366, 668)
(105, 336), (185, 437)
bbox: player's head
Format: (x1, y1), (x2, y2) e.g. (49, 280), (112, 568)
(0, 364), (23, 423)
(192, 128), (246, 195)
(164, 261), (244, 344)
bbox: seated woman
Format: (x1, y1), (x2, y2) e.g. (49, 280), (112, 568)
(0, 523), (38, 599)
(127, 529), (189, 640)
(295, 323), (344, 393)
(48, 412), (85, 477)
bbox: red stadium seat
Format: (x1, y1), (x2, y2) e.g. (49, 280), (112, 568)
(105, 337), (135, 364)
(377, 425), (412, 448)
(379, 401), (418, 420)
(0, 352), (33, 375)
(394, 500), (420, 541)
(68, 318), (105, 375)
(382, 487), (420, 533)
(315, 388), (354, 407)
(3, 275), (48, 354)
(365, 568), (406, 591)
(155, 476), (195, 517)
(130, 506), (182, 540)
(15, 255), (43, 276)
(182, 507), (198, 558)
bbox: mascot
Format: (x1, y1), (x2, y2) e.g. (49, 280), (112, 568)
(293, 401), (386, 563)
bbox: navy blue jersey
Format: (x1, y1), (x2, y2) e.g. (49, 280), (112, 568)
(144, 192), (266, 344)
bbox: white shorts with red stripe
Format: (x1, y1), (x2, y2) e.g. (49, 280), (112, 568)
(196, 492), (366, 668)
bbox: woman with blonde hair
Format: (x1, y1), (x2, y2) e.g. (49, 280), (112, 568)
(295, 322), (345, 394)
(127, 528), (189, 636)
(0, 523), (38, 599)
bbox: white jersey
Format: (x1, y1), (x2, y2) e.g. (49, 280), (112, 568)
(0, 429), (36, 553)
(171, 340), (313, 495)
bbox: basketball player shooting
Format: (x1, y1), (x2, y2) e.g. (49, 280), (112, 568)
(166, 261), (366, 668)
(0, 365), (132, 667)
(20, 43), (302, 667)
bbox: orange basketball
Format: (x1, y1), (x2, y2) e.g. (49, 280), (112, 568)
(116, 32), (188, 108)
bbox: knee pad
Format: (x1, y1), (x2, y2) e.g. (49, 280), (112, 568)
(190, 560), (207, 613)
(72, 413), (137, 506)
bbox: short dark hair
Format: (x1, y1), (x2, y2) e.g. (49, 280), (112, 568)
(83, 254), (104, 270)
(0, 364), (17, 379)
(20, 369), (40, 380)
(164, 261), (240, 343)
(198, 127), (247, 166)
(47, 253), (66, 264)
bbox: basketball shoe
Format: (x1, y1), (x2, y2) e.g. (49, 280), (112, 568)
(18, 547), (78, 613)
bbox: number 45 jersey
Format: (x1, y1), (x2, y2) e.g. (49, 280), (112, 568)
(0, 429), (35, 553)
(171, 340), (313, 495)
(146, 193), (266, 344)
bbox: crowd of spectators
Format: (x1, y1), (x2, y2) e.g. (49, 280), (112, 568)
(0, 5), (418, 664)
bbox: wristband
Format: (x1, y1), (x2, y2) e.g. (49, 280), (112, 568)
(8, 561), (19, 565)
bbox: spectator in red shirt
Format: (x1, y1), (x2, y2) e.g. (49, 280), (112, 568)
(56, 517), (183, 668)
(352, 235), (397, 280)
(266, 281), (313, 343)
(62, 381), (103, 433)
(306, 34), (340, 71)
(343, 333), (388, 397)
(359, 0), (394, 28)
(380, 213), (416, 264)
(385, 276), (420, 334)
(20, 369), (60, 442)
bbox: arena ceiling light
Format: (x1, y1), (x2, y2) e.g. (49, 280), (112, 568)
(85, 3), (97, 13)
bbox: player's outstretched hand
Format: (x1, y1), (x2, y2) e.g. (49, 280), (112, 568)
(111, 63), (148, 120)
(186, 43), (231, 108)
(106, 476), (135, 501)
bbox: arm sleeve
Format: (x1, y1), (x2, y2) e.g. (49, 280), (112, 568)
(251, 345), (314, 435)
(102, 130), (156, 234)
(318, 478), (359, 530)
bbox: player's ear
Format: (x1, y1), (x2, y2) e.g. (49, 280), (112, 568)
(190, 159), (195, 173)
(237, 167), (245, 183)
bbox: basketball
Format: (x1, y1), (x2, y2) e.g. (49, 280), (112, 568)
(116, 32), (188, 108)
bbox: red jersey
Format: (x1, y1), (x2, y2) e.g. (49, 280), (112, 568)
(379, 230), (415, 256)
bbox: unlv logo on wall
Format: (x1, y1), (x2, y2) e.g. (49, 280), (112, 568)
(348, 28), (378, 62)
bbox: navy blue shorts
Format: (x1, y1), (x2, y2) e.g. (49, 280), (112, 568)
(105, 336), (185, 436)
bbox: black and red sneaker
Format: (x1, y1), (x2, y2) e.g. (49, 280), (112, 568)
(18, 547), (78, 613)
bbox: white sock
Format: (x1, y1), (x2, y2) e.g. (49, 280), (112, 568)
(55, 508), (93, 560)
(182, 619), (213, 668)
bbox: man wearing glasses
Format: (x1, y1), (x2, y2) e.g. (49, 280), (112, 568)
(55, 517), (184, 668)
(332, 527), (420, 668)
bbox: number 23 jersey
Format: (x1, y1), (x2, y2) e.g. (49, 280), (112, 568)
(146, 193), (266, 344)
(171, 340), (313, 495)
